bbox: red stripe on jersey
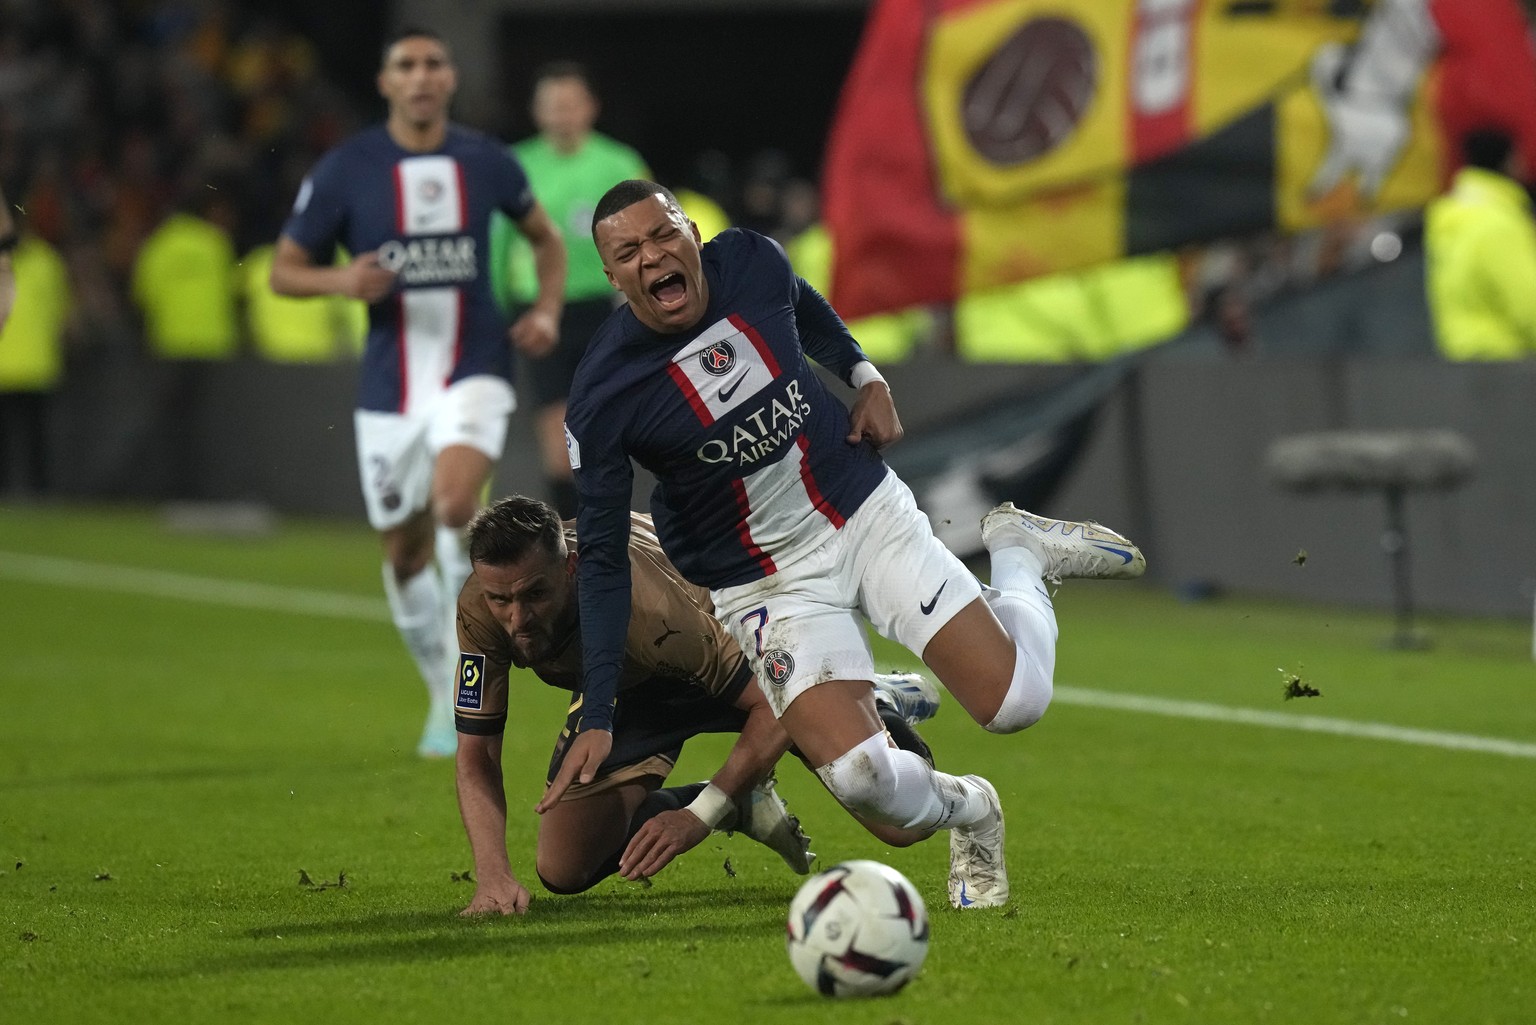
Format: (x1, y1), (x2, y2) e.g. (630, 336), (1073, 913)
(796, 434), (845, 528)
(395, 293), (408, 412)
(729, 314), (782, 377)
(392, 164), (406, 234)
(454, 161), (468, 231)
(731, 478), (777, 576)
(667, 360), (714, 426)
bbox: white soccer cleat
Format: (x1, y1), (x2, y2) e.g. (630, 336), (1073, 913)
(872, 672), (941, 725)
(948, 774), (1008, 909)
(732, 773), (816, 875)
(980, 502), (1146, 583)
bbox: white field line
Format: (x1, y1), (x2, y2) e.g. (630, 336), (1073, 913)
(0, 551), (389, 622)
(1055, 686), (1536, 760)
(4, 549), (1533, 759)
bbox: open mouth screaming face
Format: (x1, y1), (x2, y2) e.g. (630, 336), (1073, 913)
(597, 194), (707, 333)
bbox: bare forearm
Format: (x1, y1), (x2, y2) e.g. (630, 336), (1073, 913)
(711, 705), (791, 801)
(455, 746), (516, 880)
(529, 235), (566, 317)
(269, 257), (351, 299)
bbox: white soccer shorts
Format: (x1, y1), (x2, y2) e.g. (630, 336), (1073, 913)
(711, 471), (983, 718)
(353, 374), (516, 530)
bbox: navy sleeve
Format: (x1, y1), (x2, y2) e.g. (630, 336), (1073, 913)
(494, 146), (536, 223)
(280, 150), (348, 259)
(793, 274), (870, 385)
(573, 496), (631, 732)
(566, 368), (636, 733)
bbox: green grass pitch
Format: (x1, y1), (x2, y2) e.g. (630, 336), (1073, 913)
(2, 503), (1533, 1024)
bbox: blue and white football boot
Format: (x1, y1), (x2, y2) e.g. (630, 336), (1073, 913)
(948, 774), (1008, 909)
(871, 672), (941, 725)
(980, 502), (1146, 584)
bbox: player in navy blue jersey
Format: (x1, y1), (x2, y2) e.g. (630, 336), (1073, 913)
(271, 28), (568, 759)
(561, 181), (1147, 909)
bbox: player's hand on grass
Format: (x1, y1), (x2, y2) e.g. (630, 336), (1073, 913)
(847, 380), (903, 449)
(618, 809), (711, 880)
(341, 252), (397, 303)
(536, 728), (612, 812)
(461, 874), (531, 916)
(509, 306), (560, 358)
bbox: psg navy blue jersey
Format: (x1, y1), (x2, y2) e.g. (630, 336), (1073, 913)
(281, 124), (535, 413)
(564, 228), (888, 730)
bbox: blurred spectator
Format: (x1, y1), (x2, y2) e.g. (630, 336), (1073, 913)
(775, 177), (819, 247)
(131, 184), (241, 498)
(132, 186), (240, 362)
(240, 242), (364, 363)
(954, 255), (1191, 363)
(1424, 127), (1536, 359)
(489, 61), (648, 518)
(673, 186), (731, 242)
(672, 148), (734, 241)
(738, 148), (790, 236)
(0, 205), (71, 496)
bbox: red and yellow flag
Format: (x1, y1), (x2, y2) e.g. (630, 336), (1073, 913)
(824, 0), (1536, 320)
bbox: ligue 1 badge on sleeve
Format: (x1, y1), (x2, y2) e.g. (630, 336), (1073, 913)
(456, 653), (485, 711)
(564, 423), (581, 470)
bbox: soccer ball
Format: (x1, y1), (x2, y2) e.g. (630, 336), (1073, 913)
(785, 859), (930, 997)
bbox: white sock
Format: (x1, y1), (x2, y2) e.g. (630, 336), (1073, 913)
(435, 522), (472, 679)
(382, 563), (452, 710)
(435, 522), (472, 600)
(817, 732), (994, 832)
(983, 548), (1059, 733)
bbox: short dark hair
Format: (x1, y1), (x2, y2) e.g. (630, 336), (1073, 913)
(381, 27), (450, 68)
(1462, 128), (1514, 173)
(592, 179), (680, 241)
(534, 61), (593, 92)
(467, 496), (567, 567)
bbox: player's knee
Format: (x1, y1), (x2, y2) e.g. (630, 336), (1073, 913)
(535, 860), (601, 896)
(433, 492), (478, 530)
(982, 652), (1052, 734)
(816, 737), (903, 825)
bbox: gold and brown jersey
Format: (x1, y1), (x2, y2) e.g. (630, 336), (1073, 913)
(453, 511), (751, 736)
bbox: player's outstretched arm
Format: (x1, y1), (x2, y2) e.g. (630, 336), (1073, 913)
(269, 236), (396, 303)
(618, 681), (791, 880)
(508, 202), (565, 358)
(456, 732), (532, 915)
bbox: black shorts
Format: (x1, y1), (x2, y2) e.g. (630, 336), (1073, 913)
(545, 669), (751, 794)
(517, 297), (616, 408)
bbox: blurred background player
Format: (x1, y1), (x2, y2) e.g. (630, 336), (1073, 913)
(270, 28), (567, 757)
(1425, 127), (1536, 360)
(453, 495), (939, 913)
(489, 62), (648, 517)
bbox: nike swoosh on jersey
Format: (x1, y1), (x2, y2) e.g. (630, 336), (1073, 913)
(919, 579), (948, 615)
(718, 371), (749, 402)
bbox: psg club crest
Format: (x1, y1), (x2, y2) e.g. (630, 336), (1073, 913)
(699, 340), (736, 376)
(762, 649), (795, 687)
(417, 178), (445, 203)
